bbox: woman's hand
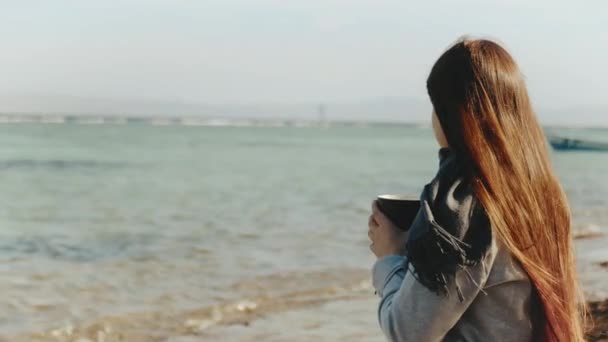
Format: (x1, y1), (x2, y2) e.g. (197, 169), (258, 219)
(368, 200), (408, 258)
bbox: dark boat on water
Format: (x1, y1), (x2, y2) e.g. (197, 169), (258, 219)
(549, 136), (608, 152)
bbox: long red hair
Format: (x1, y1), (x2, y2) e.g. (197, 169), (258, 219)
(427, 38), (585, 341)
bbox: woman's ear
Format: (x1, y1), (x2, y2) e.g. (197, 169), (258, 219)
(432, 111), (449, 148)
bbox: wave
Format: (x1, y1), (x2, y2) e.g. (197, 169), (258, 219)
(9, 268), (372, 341)
(0, 233), (162, 262)
(0, 159), (129, 170)
(573, 224), (606, 240)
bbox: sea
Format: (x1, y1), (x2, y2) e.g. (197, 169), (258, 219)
(0, 123), (607, 341)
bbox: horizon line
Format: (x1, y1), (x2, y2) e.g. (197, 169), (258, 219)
(0, 112), (605, 129)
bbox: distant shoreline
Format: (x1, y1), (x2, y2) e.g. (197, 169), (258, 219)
(0, 113), (427, 128)
(0, 113), (606, 129)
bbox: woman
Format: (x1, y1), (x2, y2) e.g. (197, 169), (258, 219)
(368, 38), (585, 341)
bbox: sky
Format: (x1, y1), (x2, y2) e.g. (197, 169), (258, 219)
(0, 1), (606, 123)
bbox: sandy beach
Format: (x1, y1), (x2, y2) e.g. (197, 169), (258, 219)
(7, 234), (607, 341)
(10, 283), (608, 341)
(4, 225), (608, 342)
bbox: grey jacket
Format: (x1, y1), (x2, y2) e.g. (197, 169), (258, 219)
(372, 149), (537, 341)
(372, 237), (536, 341)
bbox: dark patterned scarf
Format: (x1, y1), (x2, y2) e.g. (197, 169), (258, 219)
(406, 148), (493, 301)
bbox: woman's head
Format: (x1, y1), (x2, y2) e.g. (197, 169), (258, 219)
(427, 39), (537, 165)
(427, 38), (585, 341)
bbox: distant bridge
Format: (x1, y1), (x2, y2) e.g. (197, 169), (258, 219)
(0, 113), (372, 127)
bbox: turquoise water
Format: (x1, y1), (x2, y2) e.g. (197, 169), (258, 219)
(0, 123), (606, 339)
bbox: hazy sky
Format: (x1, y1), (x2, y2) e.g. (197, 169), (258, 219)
(0, 1), (606, 114)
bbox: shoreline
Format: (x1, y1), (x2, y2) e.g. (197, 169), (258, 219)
(6, 235), (608, 341)
(11, 293), (608, 341)
(6, 285), (608, 341)
(0, 113), (607, 130)
(9, 257), (608, 342)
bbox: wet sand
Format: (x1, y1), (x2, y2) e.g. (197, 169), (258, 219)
(204, 297), (608, 342)
(8, 271), (608, 341)
(11, 296), (608, 341)
(7, 234), (608, 341)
